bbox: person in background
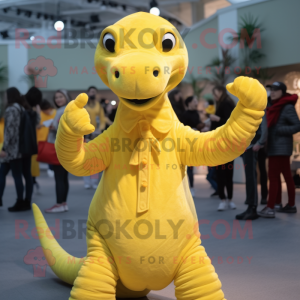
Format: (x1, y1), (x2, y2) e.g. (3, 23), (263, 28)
(257, 147), (268, 205)
(108, 99), (119, 123)
(37, 99), (57, 178)
(0, 87), (36, 211)
(83, 86), (106, 189)
(169, 89), (185, 122)
(203, 96), (218, 197)
(210, 85), (236, 211)
(45, 89), (70, 213)
(236, 111), (268, 220)
(100, 98), (107, 108)
(257, 88), (271, 205)
(25, 87), (42, 191)
(101, 98), (110, 113)
(85, 86), (106, 135)
(103, 100), (114, 130)
(181, 95), (205, 197)
(0, 118), (4, 152)
(259, 82), (300, 218)
(181, 96), (205, 131)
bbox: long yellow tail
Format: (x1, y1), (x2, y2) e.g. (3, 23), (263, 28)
(32, 204), (84, 285)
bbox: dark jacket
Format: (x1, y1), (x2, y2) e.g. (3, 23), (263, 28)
(267, 103), (300, 157)
(248, 112), (268, 148)
(1, 103), (23, 162)
(170, 100), (185, 122)
(1, 103), (40, 162)
(210, 97), (235, 131)
(181, 110), (202, 129)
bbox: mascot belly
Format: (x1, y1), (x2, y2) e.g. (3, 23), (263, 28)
(32, 12), (267, 300)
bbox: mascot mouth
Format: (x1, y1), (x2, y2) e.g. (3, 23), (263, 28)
(125, 97), (153, 104)
(122, 93), (162, 106)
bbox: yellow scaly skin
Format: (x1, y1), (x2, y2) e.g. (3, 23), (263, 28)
(32, 12), (267, 300)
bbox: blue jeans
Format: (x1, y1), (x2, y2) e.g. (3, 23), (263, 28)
(206, 167), (218, 191)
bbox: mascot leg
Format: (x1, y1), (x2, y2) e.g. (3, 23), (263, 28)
(174, 245), (226, 300)
(69, 223), (119, 300)
(116, 280), (150, 298)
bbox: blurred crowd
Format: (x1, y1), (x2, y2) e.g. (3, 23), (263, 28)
(170, 81), (299, 220)
(0, 86), (118, 213)
(0, 80), (299, 221)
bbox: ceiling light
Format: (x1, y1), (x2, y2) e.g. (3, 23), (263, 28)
(150, 0), (160, 16)
(150, 7), (160, 16)
(54, 20), (64, 31)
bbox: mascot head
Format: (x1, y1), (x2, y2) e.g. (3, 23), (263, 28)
(94, 12), (188, 112)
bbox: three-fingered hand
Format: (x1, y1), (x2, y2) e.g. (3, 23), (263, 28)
(226, 76), (267, 111)
(63, 93), (95, 136)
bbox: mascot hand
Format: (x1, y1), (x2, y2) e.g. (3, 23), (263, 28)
(63, 93), (95, 136)
(226, 76), (267, 111)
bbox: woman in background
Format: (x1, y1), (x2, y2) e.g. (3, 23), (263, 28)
(45, 90), (70, 213)
(0, 87), (36, 211)
(181, 95), (205, 197)
(259, 82), (299, 218)
(25, 87), (42, 191)
(169, 89), (185, 122)
(37, 99), (57, 178)
(204, 97), (218, 197)
(103, 100), (117, 130)
(85, 86), (106, 135)
(210, 85), (236, 211)
(83, 86), (106, 189)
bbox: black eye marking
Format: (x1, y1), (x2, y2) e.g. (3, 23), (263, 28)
(162, 32), (176, 52)
(103, 33), (115, 53)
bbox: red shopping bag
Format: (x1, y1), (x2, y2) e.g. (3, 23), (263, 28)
(37, 141), (60, 165)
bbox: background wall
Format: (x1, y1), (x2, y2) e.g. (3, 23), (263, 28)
(183, 16), (219, 81)
(185, 0), (300, 84)
(0, 45), (8, 91)
(237, 0), (300, 69)
(28, 42), (107, 91)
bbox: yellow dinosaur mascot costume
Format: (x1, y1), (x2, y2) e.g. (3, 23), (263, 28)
(32, 12), (267, 300)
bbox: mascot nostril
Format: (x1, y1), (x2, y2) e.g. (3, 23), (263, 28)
(32, 11), (267, 300)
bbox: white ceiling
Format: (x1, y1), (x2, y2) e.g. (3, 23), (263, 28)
(0, 0), (201, 39)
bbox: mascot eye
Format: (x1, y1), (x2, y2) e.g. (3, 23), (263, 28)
(162, 32), (176, 52)
(103, 33), (115, 53)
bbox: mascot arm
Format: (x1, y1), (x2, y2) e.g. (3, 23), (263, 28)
(55, 93), (111, 177)
(69, 219), (119, 300)
(178, 77), (267, 167)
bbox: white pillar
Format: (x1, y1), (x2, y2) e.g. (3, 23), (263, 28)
(218, 8), (239, 85)
(218, 10), (245, 183)
(7, 43), (29, 94)
(191, 0), (205, 24)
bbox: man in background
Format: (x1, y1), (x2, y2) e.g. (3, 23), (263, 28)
(181, 96), (204, 197)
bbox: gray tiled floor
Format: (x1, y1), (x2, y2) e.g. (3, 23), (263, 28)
(0, 170), (299, 300)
